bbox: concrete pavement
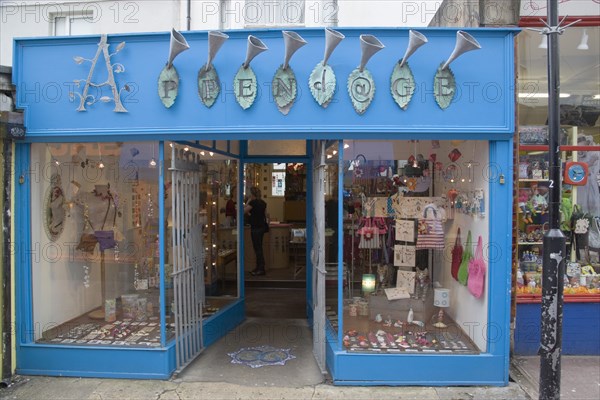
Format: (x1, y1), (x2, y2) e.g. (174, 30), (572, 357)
(0, 376), (529, 400)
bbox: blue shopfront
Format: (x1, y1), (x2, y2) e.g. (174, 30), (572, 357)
(12, 27), (517, 385)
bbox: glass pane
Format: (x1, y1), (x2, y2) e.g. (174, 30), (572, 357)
(341, 139), (489, 354)
(325, 142), (340, 332)
(247, 140), (306, 155)
(70, 16), (95, 35)
(516, 27), (600, 296)
(32, 142), (161, 347)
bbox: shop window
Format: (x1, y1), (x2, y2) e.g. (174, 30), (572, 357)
(30, 142), (240, 348)
(516, 27), (600, 299)
(325, 142), (340, 332)
(339, 139), (490, 354)
(31, 142), (163, 347)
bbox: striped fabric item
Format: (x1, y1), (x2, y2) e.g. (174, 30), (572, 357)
(416, 205), (445, 250)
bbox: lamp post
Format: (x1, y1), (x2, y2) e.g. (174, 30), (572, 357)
(529, 2), (581, 399)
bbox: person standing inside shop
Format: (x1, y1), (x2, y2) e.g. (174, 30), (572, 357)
(244, 187), (268, 276)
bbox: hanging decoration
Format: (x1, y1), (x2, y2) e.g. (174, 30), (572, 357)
(234, 35), (268, 110)
(390, 30), (427, 110)
(309, 28), (345, 108)
(158, 29), (190, 108)
(434, 30), (481, 110)
(198, 31), (229, 108)
(272, 31), (307, 115)
(347, 34), (384, 115)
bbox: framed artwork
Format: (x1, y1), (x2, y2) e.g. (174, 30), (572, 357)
(394, 244), (416, 267)
(395, 219), (415, 243)
(396, 270), (416, 294)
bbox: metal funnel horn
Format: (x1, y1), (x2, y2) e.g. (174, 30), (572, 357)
(442, 30), (481, 70)
(167, 28), (190, 68)
(282, 31), (307, 69)
(399, 30), (427, 67)
(359, 34), (384, 72)
(323, 28), (345, 65)
(206, 31), (229, 69)
(243, 35), (268, 69)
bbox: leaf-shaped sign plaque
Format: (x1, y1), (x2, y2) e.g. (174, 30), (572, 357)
(390, 61), (416, 110)
(198, 65), (221, 108)
(158, 65), (180, 109)
(434, 63), (456, 110)
(234, 65), (258, 110)
(347, 68), (375, 115)
(272, 66), (297, 115)
(309, 62), (336, 108)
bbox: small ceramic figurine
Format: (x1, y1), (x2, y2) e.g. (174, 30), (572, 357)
(375, 313), (383, 323)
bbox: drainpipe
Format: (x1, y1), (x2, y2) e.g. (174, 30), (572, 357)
(187, 0), (191, 30)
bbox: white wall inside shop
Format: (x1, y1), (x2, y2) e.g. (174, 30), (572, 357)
(30, 144), (102, 339)
(433, 140), (490, 352)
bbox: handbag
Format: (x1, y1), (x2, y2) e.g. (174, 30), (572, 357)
(457, 230), (472, 286)
(416, 205), (444, 250)
(358, 218), (381, 249)
(76, 233), (98, 253)
(450, 228), (463, 281)
(468, 235), (487, 298)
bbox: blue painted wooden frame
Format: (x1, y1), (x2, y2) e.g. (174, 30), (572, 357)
(325, 139), (514, 386)
(13, 28), (517, 140)
(12, 27), (517, 383)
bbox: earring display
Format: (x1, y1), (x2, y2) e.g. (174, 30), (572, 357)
(332, 139), (490, 355)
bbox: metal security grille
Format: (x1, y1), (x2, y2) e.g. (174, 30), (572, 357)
(170, 147), (205, 373)
(312, 140), (326, 373)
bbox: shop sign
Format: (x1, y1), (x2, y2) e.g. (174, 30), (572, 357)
(70, 35), (129, 113)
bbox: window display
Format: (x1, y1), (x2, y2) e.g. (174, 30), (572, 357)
(32, 142), (164, 347)
(338, 140), (490, 354)
(31, 142), (240, 347)
(516, 126), (600, 298)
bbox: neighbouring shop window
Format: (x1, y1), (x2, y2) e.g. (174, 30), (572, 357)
(517, 26), (600, 298)
(31, 142), (163, 347)
(339, 140), (490, 354)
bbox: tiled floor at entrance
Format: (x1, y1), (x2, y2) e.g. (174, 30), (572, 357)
(178, 288), (323, 386)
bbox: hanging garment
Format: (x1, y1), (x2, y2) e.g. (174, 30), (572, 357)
(415, 205), (445, 250)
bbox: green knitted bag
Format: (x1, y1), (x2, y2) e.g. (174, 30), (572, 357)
(457, 230), (472, 286)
